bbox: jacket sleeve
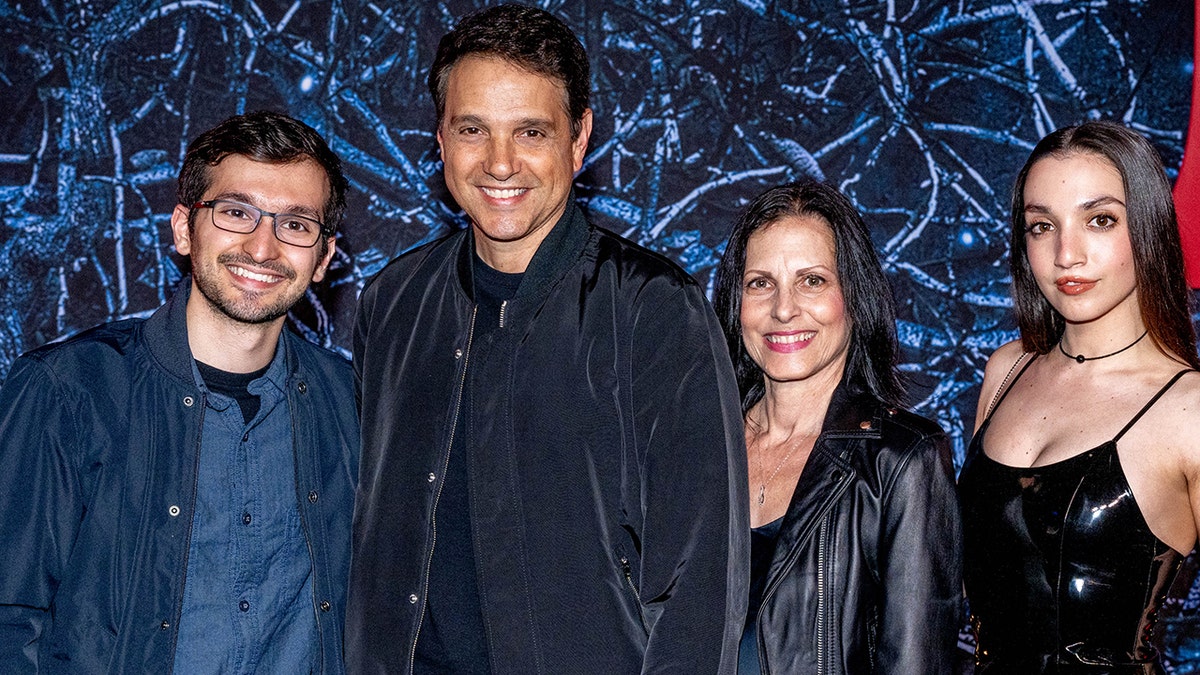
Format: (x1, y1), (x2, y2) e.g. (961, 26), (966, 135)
(0, 356), (85, 672)
(875, 430), (963, 674)
(631, 283), (749, 674)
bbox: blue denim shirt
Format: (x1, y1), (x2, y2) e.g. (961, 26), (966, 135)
(173, 345), (317, 673)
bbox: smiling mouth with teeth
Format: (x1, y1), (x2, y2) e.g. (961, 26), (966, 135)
(230, 266), (282, 284)
(480, 187), (528, 199)
(766, 332), (816, 344)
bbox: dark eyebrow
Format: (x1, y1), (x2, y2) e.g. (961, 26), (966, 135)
(214, 193), (323, 220)
(447, 114), (486, 128)
(1080, 195), (1125, 210)
(1023, 195), (1124, 216)
(446, 114), (558, 131)
(517, 117), (556, 129)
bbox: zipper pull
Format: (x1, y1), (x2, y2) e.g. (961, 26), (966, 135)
(498, 299), (508, 328)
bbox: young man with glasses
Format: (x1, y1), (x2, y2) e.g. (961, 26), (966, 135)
(0, 110), (359, 673)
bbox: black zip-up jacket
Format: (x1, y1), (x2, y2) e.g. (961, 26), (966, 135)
(347, 201), (750, 674)
(748, 381), (963, 674)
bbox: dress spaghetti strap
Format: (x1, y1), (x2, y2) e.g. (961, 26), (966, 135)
(983, 353), (1038, 421)
(1111, 369), (1194, 443)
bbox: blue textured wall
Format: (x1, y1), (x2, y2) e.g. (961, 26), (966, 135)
(1, 0), (1197, 667)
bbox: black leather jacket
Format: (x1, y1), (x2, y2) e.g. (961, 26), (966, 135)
(347, 201), (749, 674)
(747, 382), (963, 674)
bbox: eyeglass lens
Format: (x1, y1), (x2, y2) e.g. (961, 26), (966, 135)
(207, 200), (323, 247)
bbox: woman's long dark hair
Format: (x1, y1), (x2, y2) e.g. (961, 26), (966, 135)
(713, 179), (905, 413)
(1009, 121), (1199, 368)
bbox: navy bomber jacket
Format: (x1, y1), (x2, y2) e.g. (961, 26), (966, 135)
(0, 281), (359, 673)
(347, 200), (750, 674)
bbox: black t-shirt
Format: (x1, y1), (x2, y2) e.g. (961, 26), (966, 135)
(414, 253), (522, 674)
(195, 360), (268, 425)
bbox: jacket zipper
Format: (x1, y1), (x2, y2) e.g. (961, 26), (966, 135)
(498, 299), (508, 329)
(167, 393), (207, 671)
(409, 306), (479, 670)
(816, 518), (830, 675)
(754, 449), (850, 674)
(619, 556), (649, 633)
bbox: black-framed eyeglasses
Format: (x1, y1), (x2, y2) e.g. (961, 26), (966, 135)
(191, 199), (332, 248)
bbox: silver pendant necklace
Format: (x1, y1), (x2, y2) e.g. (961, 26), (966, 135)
(754, 436), (808, 505)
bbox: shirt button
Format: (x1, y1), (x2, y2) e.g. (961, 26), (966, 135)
(242, 512), (252, 525)
(297, 381), (308, 394)
(168, 505), (180, 517)
(242, 433), (249, 443)
(320, 600), (332, 612)
(408, 594), (418, 604)
(308, 490), (319, 503)
(239, 600), (250, 612)
(454, 349), (463, 360)
(859, 420), (872, 430)
(182, 396), (195, 407)
(427, 473), (436, 483)
(160, 620), (170, 630)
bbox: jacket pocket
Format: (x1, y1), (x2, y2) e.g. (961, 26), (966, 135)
(47, 617), (117, 670)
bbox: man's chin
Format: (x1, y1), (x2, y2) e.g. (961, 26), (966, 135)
(216, 303), (290, 325)
(196, 281), (296, 326)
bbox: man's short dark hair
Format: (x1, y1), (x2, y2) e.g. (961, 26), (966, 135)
(177, 110), (348, 241)
(428, 4), (591, 139)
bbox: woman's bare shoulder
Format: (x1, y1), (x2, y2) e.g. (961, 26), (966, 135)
(973, 339), (1031, 429)
(983, 340), (1029, 378)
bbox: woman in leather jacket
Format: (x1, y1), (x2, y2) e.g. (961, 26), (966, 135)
(713, 180), (963, 674)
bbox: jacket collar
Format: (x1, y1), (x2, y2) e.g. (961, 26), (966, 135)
(455, 194), (591, 303)
(818, 378), (885, 439)
(142, 277), (295, 387)
(761, 378), (883, 588)
(143, 279), (200, 385)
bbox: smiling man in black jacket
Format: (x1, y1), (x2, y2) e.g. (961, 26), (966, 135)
(346, 5), (748, 674)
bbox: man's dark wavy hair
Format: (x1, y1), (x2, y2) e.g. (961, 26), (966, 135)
(428, 4), (590, 139)
(1009, 120), (1198, 368)
(714, 179), (906, 413)
(177, 110), (348, 251)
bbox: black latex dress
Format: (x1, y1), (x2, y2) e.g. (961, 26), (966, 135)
(959, 358), (1190, 674)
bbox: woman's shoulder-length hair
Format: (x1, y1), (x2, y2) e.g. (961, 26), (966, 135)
(713, 179), (906, 412)
(1009, 120), (1198, 368)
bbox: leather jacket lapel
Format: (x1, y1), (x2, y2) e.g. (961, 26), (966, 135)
(763, 440), (855, 590)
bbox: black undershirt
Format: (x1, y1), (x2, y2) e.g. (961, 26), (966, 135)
(195, 361), (268, 425)
(414, 253), (521, 674)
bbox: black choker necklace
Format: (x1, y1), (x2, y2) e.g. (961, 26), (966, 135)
(1057, 331), (1148, 364)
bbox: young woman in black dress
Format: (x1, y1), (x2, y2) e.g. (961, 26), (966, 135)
(960, 121), (1200, 673)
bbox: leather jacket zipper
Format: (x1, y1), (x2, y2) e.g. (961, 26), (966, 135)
(816, 518), (829, 675)
(409, 306), (478, 670)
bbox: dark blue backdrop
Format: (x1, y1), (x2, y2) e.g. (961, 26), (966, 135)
(1, 0), (1197, 668)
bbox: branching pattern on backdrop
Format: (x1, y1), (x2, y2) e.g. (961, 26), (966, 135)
(0, 0), (1195, 665)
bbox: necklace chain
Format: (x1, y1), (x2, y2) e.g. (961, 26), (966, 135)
(753, 434), (813, 506)
(1057, 330), (1148, 364)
